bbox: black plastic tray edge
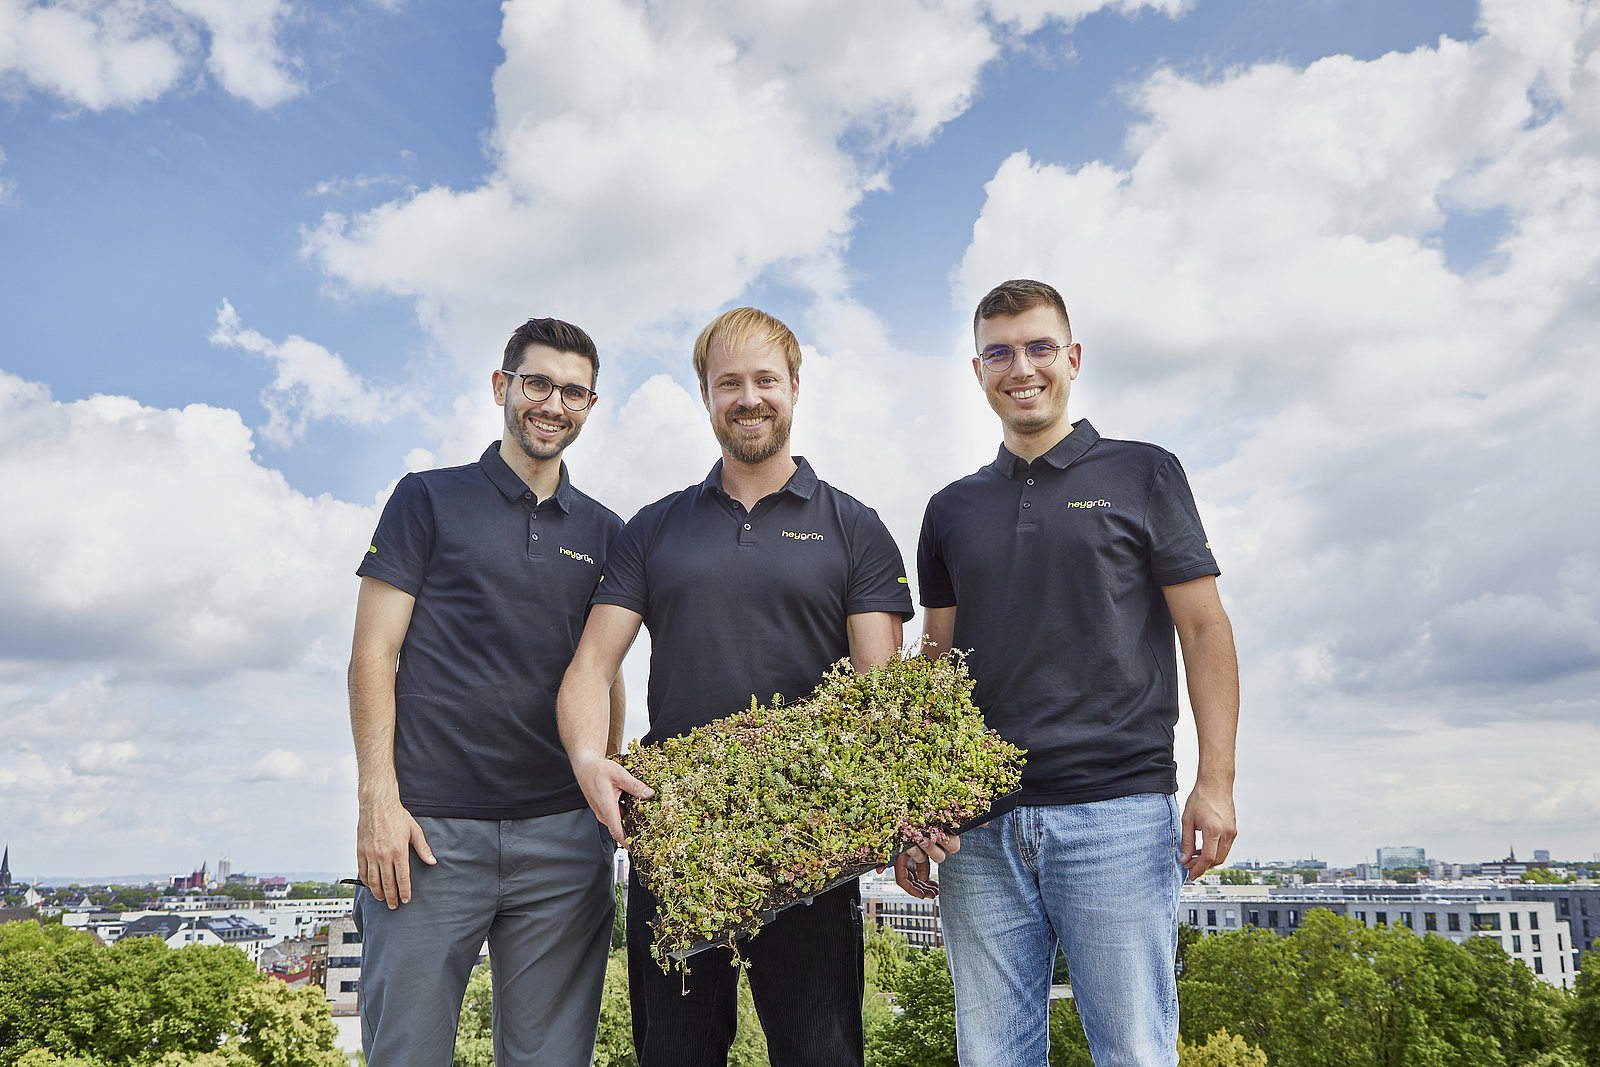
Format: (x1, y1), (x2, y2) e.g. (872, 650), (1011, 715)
(660, 789), (1023, 960)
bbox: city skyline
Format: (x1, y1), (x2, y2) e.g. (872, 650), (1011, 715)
(2, 0), (1598, 875)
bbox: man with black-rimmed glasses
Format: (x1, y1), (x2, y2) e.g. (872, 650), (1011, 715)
(349, 317), (625, 1066)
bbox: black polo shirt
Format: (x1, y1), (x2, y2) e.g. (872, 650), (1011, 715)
(592, 457), (913, 744)
(917, 420), (1219, 806)
(357, 442), (623, 819)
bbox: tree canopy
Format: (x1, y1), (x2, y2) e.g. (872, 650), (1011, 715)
(0, 928), (343, 1067)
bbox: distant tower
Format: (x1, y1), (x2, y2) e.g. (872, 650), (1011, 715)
(0, 846), (11, 890)
(217, 855), (233, 883)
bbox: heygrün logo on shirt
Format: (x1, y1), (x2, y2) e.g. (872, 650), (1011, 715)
(782, 530), (826, 541)
(1065, 499), (1112, 510)
(560, 547), (595, 564)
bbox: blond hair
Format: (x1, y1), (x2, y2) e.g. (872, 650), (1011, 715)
(693, 307), (802, 386)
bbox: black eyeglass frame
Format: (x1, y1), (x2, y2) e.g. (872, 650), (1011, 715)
(502, 371), (598, 411)
(978, 340), (1069, 373)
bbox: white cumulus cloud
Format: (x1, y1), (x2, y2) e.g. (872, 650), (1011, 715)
(210, 299), (406, 446)
(0, 0), (302, 111)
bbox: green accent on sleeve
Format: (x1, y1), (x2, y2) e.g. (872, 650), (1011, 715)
(897, 576), (908, 583)
(367, 545), (377, 553)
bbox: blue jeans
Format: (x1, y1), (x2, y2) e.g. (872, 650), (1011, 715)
(937, 794), (1185, 1067)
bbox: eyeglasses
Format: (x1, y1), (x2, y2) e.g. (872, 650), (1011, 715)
(503, 372), (597, 411)
(979, 341), (1067, 373)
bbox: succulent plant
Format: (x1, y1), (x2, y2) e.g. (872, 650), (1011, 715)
(620, 648), (1025, 970)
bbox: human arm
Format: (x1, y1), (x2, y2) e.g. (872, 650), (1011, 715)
(894, 603), (963, 897)
(918, 605), (956, 660)
(606, 670), (627, 757)
(1164, 575), (1239, 877)
(348, 576), (436, 908)
(557, 604), (652, 843)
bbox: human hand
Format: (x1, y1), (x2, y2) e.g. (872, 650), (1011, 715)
(356, 793), (435, 909)
(893, 832), (960, 898)
(1180, 782), (1236, 878)
(572, 750), (654, 844)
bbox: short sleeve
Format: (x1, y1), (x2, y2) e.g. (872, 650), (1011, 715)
(590, 511), (651, 614)
(915, 498), (956, 609)
(357, 473), (434, 597)
(1144, 455), (1220, 586)
(845, 508), (914, 621)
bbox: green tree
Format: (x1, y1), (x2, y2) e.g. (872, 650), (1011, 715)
(593, 950), (636, 1067)
(112, 887), (157, 910)
(866, 948), (956, 1067)
(1047, 999), (1094, 1067)
(452, 962), (494, 1067)
(1574, 942), (1600, 1066)
(612, 883), (627, 950)
(1178, 1029), (1268, 1066)
(1215, 868), (1253, 885)
(0, 934), (343, 1067)
(1180, 909), (1579, 1067)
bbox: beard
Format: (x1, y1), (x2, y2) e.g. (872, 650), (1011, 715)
(506, 398), (581, 461)
(713, 402), (792, 465)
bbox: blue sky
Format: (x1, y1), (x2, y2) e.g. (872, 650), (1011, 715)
(2, 0), (1597, 880)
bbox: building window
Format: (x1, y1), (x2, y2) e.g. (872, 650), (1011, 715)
(340, 981), (359, 993)
(1510, 912), (1520, 931)
(1448, 914), (1461, 932)
(343, 931), (362, 943)
(1583, 899), (1590, 916)
(1425, 912), (1437, 931)
(1268, 911), (1279, 927)
(1561, 899), (1571, 916)
(1356, 911), (1366, 923)
(1512, 935), (1522, 953)
(1289, 911), (1298, 926)
(1249, 911), (1259, 926)
(1401, 912), (1412, 929)
(1471, 914), (1502, 932)
(1375, 912), (1387, 927)
(1207, 910), (1217, 927)
(1224, 911), (1237, 928)
(1188, 910), (1198, 927)
(1532, 935), (1541, 951)
(1535, 957), (1544, 974)
(1529, 912), (1539, 930)
(1558, 934), (1564, 950)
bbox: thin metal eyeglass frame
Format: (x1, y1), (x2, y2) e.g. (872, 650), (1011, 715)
(979, 341), (1067, 373)
(503, 371), (597, 411)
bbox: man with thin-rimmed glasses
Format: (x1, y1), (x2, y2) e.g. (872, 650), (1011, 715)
(349, 317), (625, 1066)
(906, 279), (1240, 1066)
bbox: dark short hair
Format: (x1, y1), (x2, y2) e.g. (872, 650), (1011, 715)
(972, 279), (1072, 341)
(502, 318), (600, 385)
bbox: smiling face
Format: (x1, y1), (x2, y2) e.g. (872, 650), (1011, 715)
(496, 343), (597, 462)
(701, 335), (798, 466)
(973, 303), (1080, 450)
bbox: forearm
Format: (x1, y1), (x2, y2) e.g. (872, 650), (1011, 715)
(558, 661), (617, 764)
(606, 673), (627, 756)
(1182, 617), (1239, 789)
(348, 652), (402, 805)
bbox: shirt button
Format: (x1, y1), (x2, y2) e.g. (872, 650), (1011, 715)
(531, 533), (540, 541)
(744, 523), (752, 530)
(1022, 502), (1031, 509)
(1026, 478), (1034, 486)
(523, 491), (532, 500)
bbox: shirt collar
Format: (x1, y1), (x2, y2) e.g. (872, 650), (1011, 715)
(701, 455), (819, 501)
(990, 419), (1100, 478)
(480, 442), (573, 512)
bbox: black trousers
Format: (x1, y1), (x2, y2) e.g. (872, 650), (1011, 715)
(627, 870), (865, 1067)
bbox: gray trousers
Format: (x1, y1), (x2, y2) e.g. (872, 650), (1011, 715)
(356, 809), (616, 1067)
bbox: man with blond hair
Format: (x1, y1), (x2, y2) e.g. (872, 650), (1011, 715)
(558, 307), (919, 1067)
